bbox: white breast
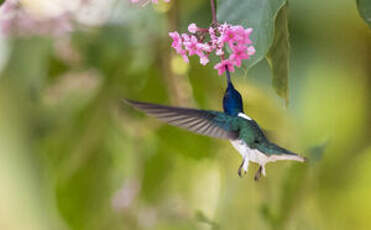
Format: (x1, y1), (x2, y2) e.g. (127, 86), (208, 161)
(230, 139), (269, 165)
(230, 139), (249, 158)
(230, 139), (305, 165)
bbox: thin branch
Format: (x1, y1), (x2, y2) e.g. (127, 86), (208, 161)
(210, 0), (217, 25)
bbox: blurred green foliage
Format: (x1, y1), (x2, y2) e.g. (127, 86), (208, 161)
(0, 1), (370, 230)
(357, 0), (371, 28)
(266, 3), (290, 104)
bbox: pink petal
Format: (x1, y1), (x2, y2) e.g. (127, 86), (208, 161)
(247, 46), (256, 56)
(169, 31), (180, 42)
(181, 33), (190, 42)
(182, 54), (189, 63)
(188, 23), (198, 33)
(200, 55), (209, 65)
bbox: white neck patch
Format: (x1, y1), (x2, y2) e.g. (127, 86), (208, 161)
(238, 113), (252, 120)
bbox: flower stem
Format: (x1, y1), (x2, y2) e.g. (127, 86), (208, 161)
(210, 0), (217, 25)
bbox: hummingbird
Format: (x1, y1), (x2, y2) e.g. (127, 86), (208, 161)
(125, 69), (306, 181)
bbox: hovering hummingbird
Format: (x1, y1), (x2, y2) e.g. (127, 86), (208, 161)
(125, 69), (306, 181)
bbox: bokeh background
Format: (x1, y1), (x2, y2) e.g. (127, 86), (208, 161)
(0, 0), (370, 230)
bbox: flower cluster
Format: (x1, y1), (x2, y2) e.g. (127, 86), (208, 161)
(169, 23), (255, 75)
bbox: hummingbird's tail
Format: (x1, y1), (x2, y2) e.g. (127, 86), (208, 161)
(258, 141), (307, 162)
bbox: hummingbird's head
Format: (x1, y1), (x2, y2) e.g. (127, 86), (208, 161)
(223, 68), (243, 116)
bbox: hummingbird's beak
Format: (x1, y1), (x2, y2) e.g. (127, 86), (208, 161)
(225, 66), (231, 84)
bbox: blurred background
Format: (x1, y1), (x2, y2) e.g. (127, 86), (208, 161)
(0, 0), (370, 230)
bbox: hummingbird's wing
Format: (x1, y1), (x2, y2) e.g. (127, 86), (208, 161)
(125, 99), (239, 140)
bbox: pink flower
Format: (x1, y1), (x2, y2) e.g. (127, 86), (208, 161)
(180, 50), (189, 63)
(169, 31), (181, 45)
(223, 27), (237, 43)
(200, 55), (209, 65)
(232, 25), (246, 39)
(183, 35), (202, 56)
(214, 60), (235, 75)
(188, 23), (198, 33)
(216, 48), (224, 56)
(200, 43), (213, 53)
(169, 31), (184, 53)
(243, 28), (253, 44)
(230, 45), (249, 67)
(181, 33), (190, 42)
(169, 31), (181, 43)
(209, 27), (217, 41)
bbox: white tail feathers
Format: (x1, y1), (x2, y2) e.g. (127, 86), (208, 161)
(268, 154), (306, 163)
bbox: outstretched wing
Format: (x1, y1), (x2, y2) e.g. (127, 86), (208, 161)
(125, 99), (239, 140)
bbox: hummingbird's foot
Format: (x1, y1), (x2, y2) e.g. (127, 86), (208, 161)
(261, 166), (266, 176)
(238, 158), (249, 177)
(238, 160), (244, 177)
(254, 166), (263, 181)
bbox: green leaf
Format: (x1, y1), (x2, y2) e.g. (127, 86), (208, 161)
(217, 0), (287, 70)
(307, 140), (329, 164)
(0, 0), (5, 6)
(266, 3), (290, 104)
(357, 0), (371, 28)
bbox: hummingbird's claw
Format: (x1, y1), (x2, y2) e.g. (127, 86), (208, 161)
(254, 166), (263, 181)
(238, 160), (244, 177)
(238, 158), (248, 177)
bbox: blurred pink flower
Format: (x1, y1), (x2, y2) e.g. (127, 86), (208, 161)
(0, 0), (74, 37)
(130, 0), (171, 5)
(112, 179), (141, 211)
(0, 0), (17, 13)
(0, 0), (17, 34)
